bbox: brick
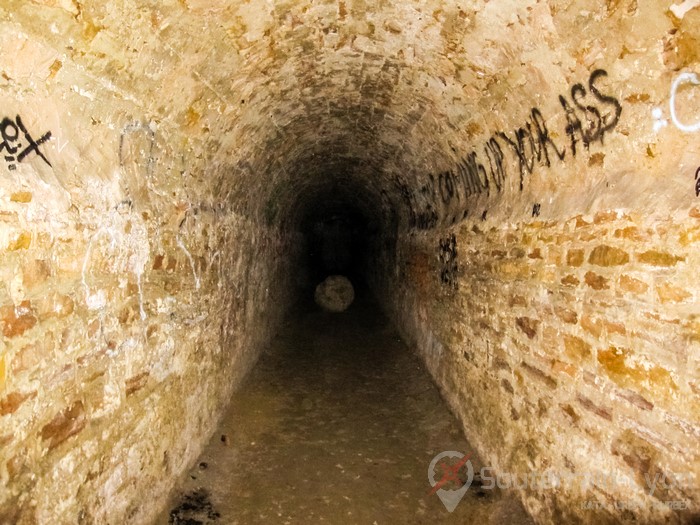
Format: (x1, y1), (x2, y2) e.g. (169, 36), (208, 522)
(580, 314), (602, 337)
(491, 353), (510, 370)
(528, 248), (543, 259)
(509, 295), (528, 307)
(547, 248), (562, 265)
(166, 256), (177, 271)
(618, 275), (648, 294)
(566, 249), (584, 267)
(7, 452), (25, 481)
(656, 283), (692, 304)
(636, 250), (684, 267)
(555, 306), (577, 324)
(615, 388), (653, 411)
(561, 274), (579, 287)
(541, 325), (560, 349)
(505, 233), (519, 243)
(118, 304), (139, 326)
(560, 403), (580, 423)
(1, 301), (37, 338)
(597, 346), (630, 379)
(584, 271), (609, 290)
(10, 191), (32, 203)
(588, 245), (629, 266)
(516, 317), (539, 339)
(611, 429), (669, 498)
(501, 378), (514, 394)
(37, 293), (75, 321)
(564, 335), (591, 361)
(579, 230), (602, 242)
(663, 413), (700, 439)
(0, 391), (37, 416)
(573, 216), (590, 229)
(613, 226), (645, 241)
(588, 153), (605, 167)
(22, 259), (51, 289)
(521, 361), (557, 388)
(551, 359), (576, 377)
(593, 211), (618, 224)
(7, 232), (31, 251)
(152, 254), (164, 270)
(678, 224), (700, 247)
(576, 394), (612, 421)
(604, 321), (626, 335)
(598, 347), (678, 392)
(40, 401), (86, 451)
(125, 372), (150, 396)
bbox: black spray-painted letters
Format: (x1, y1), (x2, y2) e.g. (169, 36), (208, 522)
(1, 115), (52, 171)
(409, 69), (622, 229)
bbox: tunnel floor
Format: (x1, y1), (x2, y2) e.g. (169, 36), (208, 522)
(157, 288), (533, 524)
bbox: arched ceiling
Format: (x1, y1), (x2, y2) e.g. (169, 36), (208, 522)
(5, 0), (695, 231)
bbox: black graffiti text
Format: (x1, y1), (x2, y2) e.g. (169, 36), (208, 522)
(0, 115), (52, 171)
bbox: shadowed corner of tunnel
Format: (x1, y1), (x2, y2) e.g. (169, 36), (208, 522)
(263, 164), (399, 303)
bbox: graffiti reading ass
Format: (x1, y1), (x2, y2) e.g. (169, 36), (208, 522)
(0, 115), (52, 171)
(401, 69), (622, 229)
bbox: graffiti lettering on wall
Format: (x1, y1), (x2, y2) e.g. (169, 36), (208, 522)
(670, 72), (700, 133)
(404, 69), (622, 229)
(0, 115), (52, 171)
(438, 233), (458, 290)
(652, 72), (700, 133)
(695, 167), (700, 197)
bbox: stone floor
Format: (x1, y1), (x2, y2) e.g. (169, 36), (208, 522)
(156, 288), (533, 524)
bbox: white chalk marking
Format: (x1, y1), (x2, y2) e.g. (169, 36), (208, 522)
(651, 107), (668, 132)
(670, 0), (700, 19)
(670, 72), (700, 132)
(177, 235), (201, 290)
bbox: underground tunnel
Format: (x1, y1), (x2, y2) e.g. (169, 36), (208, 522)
(1, 0), (700, 523)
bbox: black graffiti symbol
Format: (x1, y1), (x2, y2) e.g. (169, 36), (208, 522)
(0, 116), (52, 170)
(411, 68), (622, 231)
(439, 169), (456, 203)
(532, 203), (541, 217)
(498, 108), (566, 191)
(695, 167), (700, 197)
(560, 69), (622, 156)
(438, 233), (458, 289)
(484, 136), (506, 192)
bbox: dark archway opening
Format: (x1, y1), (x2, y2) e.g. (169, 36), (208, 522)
(294, 185), (383, 296)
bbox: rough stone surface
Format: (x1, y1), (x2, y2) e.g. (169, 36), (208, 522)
(0, 0), (698, 524)
(314, 275), (355, 312)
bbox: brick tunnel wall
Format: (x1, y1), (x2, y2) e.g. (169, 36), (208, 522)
(1, 0), (699, 524)
(369, 5), (700, 524)
(0, 2), (305, 523)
